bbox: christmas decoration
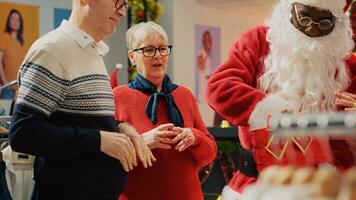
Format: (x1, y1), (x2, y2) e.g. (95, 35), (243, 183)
(110, 63), (123, 88)
(199, 124), (239, 185)
(128, 0), (164, 25)
(217, 141), (238, 183)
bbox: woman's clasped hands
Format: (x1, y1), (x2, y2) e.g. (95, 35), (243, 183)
(143, 123), (196, 151)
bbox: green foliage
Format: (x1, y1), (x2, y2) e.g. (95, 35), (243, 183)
(217, 141), (239, 154)
(128, 0), (164, 25)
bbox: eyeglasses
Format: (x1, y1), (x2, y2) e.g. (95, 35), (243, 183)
(133, 45), (173, 57)
(293, 3), (334, 30)
(115, 0), (129, 15)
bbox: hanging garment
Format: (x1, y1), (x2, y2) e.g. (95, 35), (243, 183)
(0, 160), (12, 200)
(2, 146), (35, 200)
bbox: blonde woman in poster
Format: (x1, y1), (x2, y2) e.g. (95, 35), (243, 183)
(0, 9), (26, 99)
(197, 30), (213, 103)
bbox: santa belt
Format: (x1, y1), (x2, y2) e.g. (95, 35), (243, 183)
(238, 144), (259, 177)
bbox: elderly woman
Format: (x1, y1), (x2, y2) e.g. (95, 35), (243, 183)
(113, 22), (217, 200)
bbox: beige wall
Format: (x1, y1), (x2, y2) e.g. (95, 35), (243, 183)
(172, 0), (274, 126)
(0, 0), (276, 126)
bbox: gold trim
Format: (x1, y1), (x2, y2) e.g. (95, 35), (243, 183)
(265, 134), (290, 161)
(290, 136), (313, 154)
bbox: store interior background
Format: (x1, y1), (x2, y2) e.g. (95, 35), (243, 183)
(0, 0), (275, 126)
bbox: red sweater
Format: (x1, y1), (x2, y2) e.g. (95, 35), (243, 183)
(113, 85), (217, 200)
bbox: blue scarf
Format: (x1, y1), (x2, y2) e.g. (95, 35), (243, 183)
(128, 74), (184, 127)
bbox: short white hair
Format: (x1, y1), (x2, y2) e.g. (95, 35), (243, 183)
(126, 21), (169, 50)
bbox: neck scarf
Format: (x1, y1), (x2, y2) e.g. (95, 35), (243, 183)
(128, 74), (184, 127)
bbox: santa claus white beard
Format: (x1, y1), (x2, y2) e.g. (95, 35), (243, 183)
(258, 1), (354, 113)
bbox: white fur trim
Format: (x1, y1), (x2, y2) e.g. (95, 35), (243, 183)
(290, 0), (345, 16)
(249, 94), (292, 131)
(222, 186), (241, 200)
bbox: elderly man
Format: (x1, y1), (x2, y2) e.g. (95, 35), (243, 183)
(206, 0), (356, 199)
(9, 0), (154, 199)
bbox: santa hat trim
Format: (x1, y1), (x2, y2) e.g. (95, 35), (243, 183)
(290, 0), (346, 16)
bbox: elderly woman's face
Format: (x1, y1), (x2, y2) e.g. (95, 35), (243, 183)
(132, 33), (169, 82)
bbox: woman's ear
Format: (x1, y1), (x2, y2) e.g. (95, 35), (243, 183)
(128, 50), (136, 65)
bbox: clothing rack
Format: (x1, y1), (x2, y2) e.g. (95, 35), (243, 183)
(269, 111), (356, 139)
(0, 81), (17, 92)
(0, 116), (11, 162)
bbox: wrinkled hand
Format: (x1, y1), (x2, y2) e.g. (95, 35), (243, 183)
(100, 131), (136, 172)
(172, 127), (195, 152)
(119, 123), (156, 168)
(143, 123), (177, 150)
(335, 92), (356, 111)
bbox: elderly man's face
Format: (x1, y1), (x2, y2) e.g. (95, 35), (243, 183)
(291, 3), (335, 37)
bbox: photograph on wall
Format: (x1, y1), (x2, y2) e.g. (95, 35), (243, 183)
(54, 8), (71, 29)
(0, 2), (39, 100)
(195, 25), (220, 103)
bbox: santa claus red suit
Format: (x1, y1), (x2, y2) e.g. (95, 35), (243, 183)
(206, 0), (356, 199)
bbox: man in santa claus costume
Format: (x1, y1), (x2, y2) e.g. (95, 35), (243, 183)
(206, 0), (356, 199)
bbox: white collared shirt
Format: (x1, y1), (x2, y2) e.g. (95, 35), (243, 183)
(60, 20), (110, 56)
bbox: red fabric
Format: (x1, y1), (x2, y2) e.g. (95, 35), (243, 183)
(228, 171), (257, 194)
(110, 68), (119, 88)
(345, 0), (353, 12)
(251, 129), (331, 172)
(114, 85), (217, 200)
(206, 26), (356, 193)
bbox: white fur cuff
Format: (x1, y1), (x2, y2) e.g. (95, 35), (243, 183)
(248, 94), (292, 131)
(222, 185), (241, 200)
(291, 0), (345, 16)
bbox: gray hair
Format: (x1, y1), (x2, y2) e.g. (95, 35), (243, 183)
(126, 21), (169, 50)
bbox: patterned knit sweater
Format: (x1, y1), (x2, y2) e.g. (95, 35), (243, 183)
(114, 85), (217, 200)
(9, 21), (127, 198)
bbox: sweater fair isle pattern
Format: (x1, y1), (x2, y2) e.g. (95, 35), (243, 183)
(9, 21), (127, 198)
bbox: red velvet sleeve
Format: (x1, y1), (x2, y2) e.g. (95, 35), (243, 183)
(206, 26), (269, 126)
(185, 88), (217, 167)
(345, 53), (356, 94)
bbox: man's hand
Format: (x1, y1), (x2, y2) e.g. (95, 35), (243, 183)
(119, 123), (156, 168)
(100, 131), (136, 172)
(172, 127), (195, 152)
(142, 123), (177, 150)
(249, 94), (294, 131)
(335, 92), (356, 111)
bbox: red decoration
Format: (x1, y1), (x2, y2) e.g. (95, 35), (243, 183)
(110, 68), (119, 88)
(137, 11), (145, 18)
(345, 0), (353, 12)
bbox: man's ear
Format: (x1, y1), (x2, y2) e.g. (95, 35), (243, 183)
(81, 0), (89, 6)
(128, 50), (136, 65)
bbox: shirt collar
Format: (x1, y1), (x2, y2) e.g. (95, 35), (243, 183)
(59, 20), (109, 56)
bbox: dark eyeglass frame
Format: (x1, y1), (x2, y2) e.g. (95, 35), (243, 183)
(293, 3), (334, 31)
(115, 0), (129, 14)
(132, 45), (173, 57)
